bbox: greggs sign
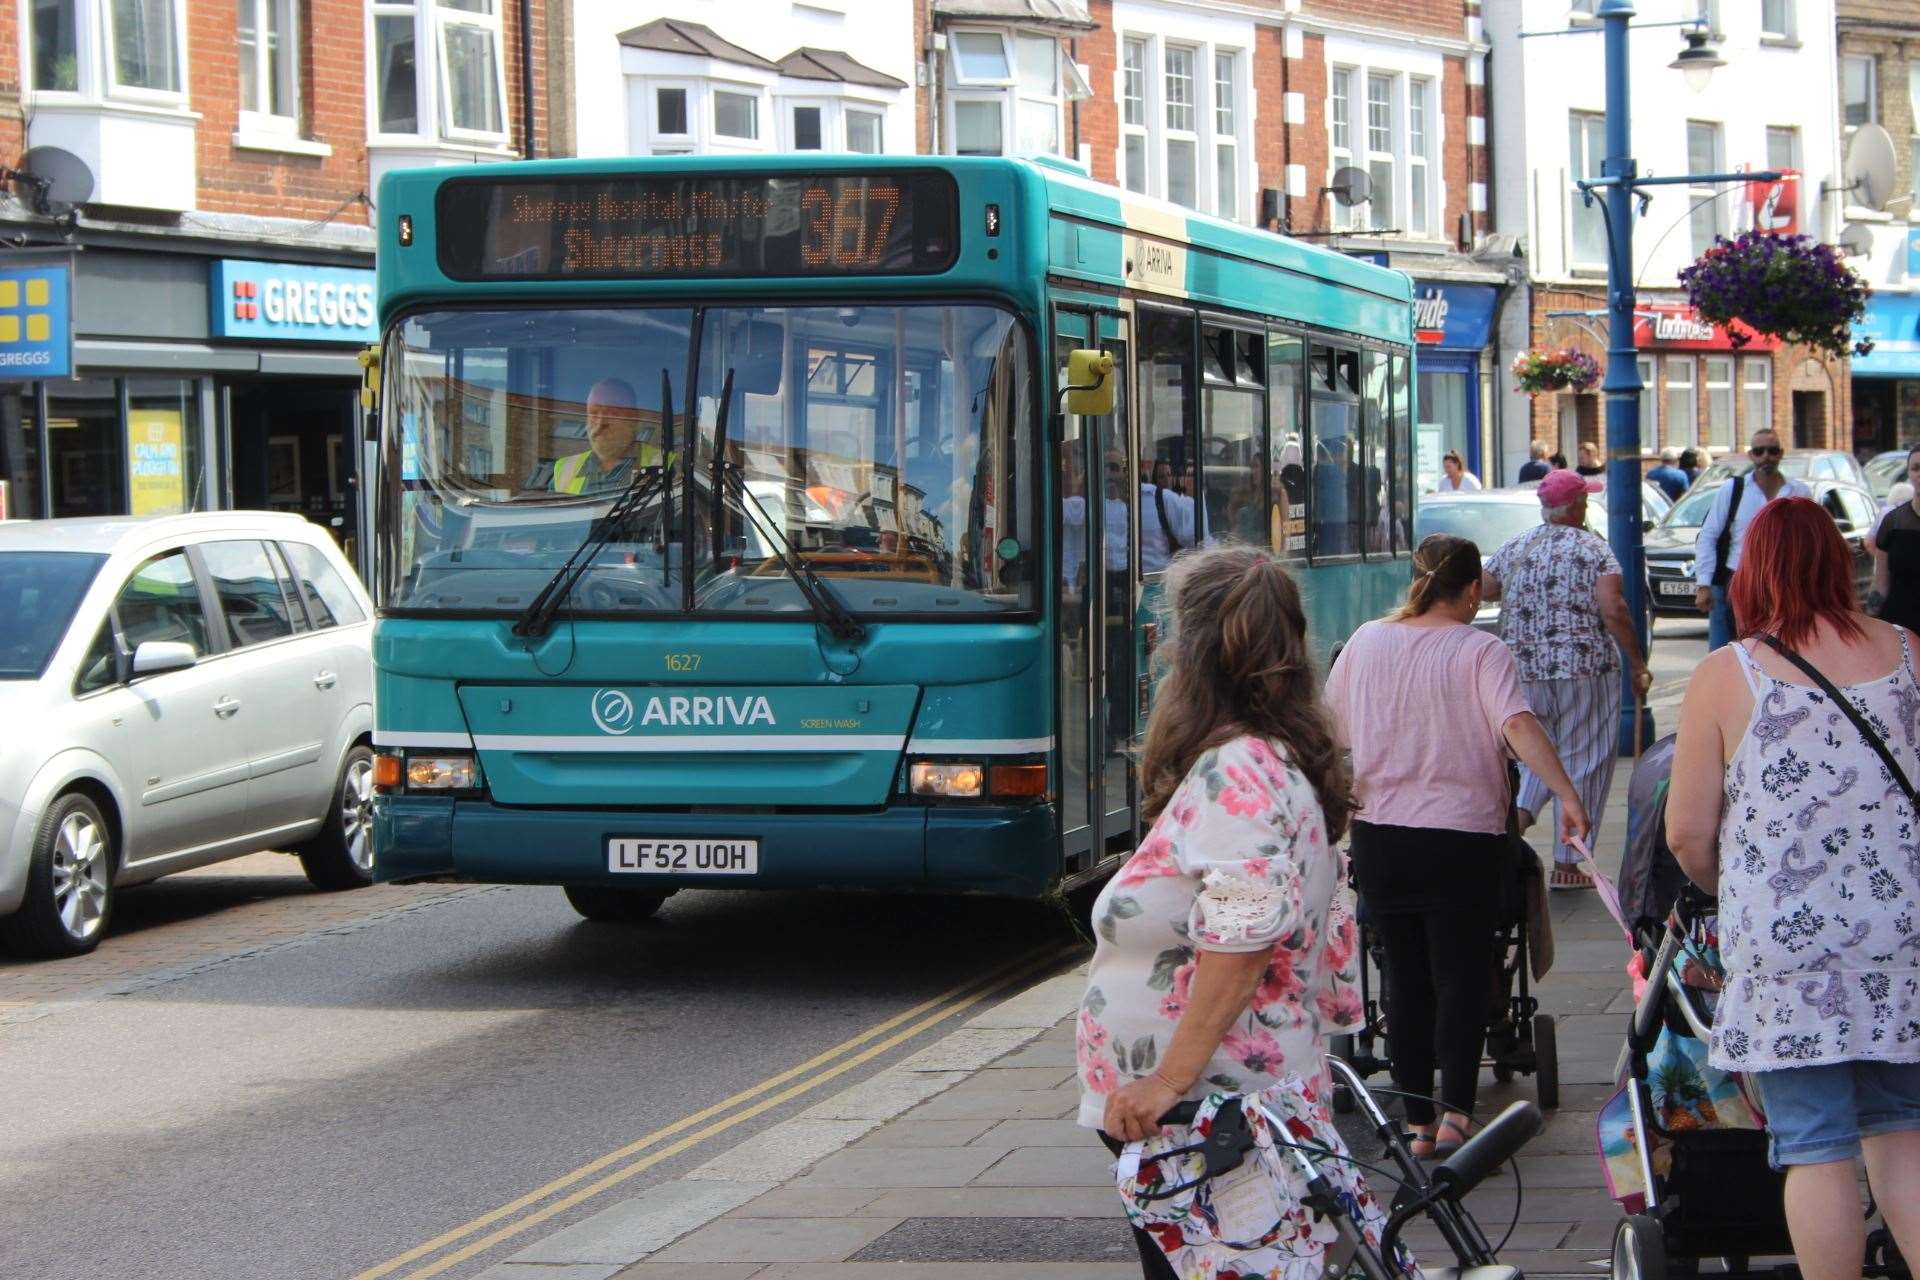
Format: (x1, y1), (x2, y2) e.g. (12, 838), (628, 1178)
(1632, 305), (1779, 352)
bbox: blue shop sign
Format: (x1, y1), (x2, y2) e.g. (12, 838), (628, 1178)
(210, 260), (376, 344)
(0, 261), (72, 379)
(1854, 291), (1920, 380)
(1412, 283), (1496, 351)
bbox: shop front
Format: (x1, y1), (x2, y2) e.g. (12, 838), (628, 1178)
(1629, 302), (1787, 457)
(1409, 282), (1497, 487)
(1852, 289), (1920, 455)
(0, 245), (373, 570)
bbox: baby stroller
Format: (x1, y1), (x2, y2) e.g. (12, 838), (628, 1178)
(1600, 740), (1910, 1280)
(1331, 828), (1559, 1114)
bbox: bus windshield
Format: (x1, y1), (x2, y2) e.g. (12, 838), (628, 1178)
(378, 303), (1035, 617)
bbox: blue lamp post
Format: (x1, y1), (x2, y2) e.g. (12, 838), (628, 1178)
(1528, 0), (1773, 752)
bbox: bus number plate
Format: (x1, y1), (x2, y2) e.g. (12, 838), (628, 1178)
(608, 838), (758, 875)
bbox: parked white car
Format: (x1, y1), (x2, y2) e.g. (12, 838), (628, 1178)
(0, 513), (375, 958)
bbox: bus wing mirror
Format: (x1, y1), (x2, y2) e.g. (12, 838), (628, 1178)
(1063, 349), (1115, 417)
(358, 345), (381, 440)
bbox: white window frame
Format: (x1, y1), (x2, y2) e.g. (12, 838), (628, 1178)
(1686, 119), (1724, 259)
(102, 0), (189, 102)
(1324, 43), (1441, 240)
(1406, 76), (1431, 238)
(844, 105), (883, 154)
(1665, 356), (1697, 450)
(944, 26), (1064, 158)
(1330, 66), (1356, 230)
(1162, 42), (1200, 210)
(434, 0), (508, 144)
(1759, 0), (1794, 41)
(1842, 55), (1877, 131)
(367, 0), (509, 148)
(1121, 35), (1149, 194)
(238, 0), (301, 136)
(712, 86), (761, 143)
(649, 80), (695, 152)
(1704, 355), (1734, 450)
(1212, 50), (1240, 221)
(1569, 111), (1608, 268)
(1742, 357), (1772, 434)
(776, 96), (885, 155)
(785, 98), (830, 152)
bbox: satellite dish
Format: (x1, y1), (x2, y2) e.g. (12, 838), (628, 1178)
(1838, 223), (1874, 259)
(1327, 166), (1372, 209)
(17, 146), (94, 214)
(1844, 124), (1897, 213)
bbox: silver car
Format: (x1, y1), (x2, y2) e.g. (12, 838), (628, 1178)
(0, 513), (374, 958)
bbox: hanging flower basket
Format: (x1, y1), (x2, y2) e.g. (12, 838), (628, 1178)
(1511, 348), (1601, 396)
(1679, 232), (1873, 359)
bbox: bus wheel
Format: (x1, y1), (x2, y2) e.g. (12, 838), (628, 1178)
(564, 885), (671, 922)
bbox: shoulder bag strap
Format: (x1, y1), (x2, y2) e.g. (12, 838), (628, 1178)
(1758, 634), (1920, 812)
(1155, 483), (1183, 553)
(1713, 475), (1744, 587)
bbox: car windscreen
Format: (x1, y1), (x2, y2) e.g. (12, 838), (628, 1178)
(1412, 499), (1542, 553)
(1664, 483), (1724, 529)
(0, 552), (107, 679)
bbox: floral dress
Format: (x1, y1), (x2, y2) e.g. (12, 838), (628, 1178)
(1077, 735), (1361, 1125)
(1711, 638), (1920, 1072)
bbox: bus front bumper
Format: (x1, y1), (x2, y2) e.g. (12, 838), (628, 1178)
(371, 796), (1058, 898)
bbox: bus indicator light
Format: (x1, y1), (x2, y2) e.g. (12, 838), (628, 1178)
(985, 204), (1001, 236)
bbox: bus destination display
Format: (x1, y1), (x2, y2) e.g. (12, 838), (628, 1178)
(436, 172), (959, 281)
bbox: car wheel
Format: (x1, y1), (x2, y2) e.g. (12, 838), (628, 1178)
(564, 885), (671, 922)
(0, 793), (116, 959)
(297, 745), (376, 891)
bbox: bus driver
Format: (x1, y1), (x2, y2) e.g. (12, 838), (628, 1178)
(542, 378), (665, 495)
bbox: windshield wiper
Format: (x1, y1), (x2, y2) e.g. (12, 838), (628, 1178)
(512, 369), (675, 639)
(708, 367), (867, 646)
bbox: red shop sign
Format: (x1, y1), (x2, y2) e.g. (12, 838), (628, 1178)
(1632, 305), (1779, 352)
(1749, 169), (1800, 236)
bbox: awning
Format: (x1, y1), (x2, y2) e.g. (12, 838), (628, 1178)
(931, 0), (1096, 32)
(1854, 291), (1920, 379)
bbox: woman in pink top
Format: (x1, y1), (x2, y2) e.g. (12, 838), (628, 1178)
(1325, 533), (1589, 1157)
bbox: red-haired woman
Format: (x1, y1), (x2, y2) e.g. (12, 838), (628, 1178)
(1669, 498), (1920, 1280)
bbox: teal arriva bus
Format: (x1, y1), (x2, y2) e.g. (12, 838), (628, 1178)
(367, 154), (1416, 919)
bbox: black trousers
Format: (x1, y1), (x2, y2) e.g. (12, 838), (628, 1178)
(1348, 820), (1507, 1127)
(1098, 1131), (1181, 1279)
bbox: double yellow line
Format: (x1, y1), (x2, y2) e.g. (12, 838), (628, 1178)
(352, 944), (1075, 1280)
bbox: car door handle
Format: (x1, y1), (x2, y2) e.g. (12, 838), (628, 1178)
(213, 696), (242, 718)
(313, 670), (338, 690)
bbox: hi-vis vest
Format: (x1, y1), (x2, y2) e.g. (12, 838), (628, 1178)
(550, 445), (665, 494)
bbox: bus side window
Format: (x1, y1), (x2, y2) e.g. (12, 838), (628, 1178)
(1308, 342), (1364, 559)
(1137, 308), (1198, 574)
(1390, 353), (1413, 555)
(1268, 331), (1306, 561)
(1201, 325), (1265, 549)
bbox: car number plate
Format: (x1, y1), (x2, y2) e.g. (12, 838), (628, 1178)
(1657, 578), (1695, 597)
(608, 838), (759, 875)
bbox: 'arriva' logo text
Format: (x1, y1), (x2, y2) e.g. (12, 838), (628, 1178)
(640, 695), (777, 727)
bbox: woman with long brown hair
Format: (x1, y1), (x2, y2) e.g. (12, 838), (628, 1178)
(1076, 544), (1366, 1278)
(1325, 533), (1588, 1157)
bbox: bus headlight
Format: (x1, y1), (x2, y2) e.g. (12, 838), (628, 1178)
(910, 761), (984, 798)
(405, 754), (481, 791)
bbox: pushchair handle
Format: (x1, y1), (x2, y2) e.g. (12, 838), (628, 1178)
(1430, 1101), (1543, 1198)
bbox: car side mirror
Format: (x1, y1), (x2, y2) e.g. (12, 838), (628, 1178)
(1642, 517), (1654, 532)
(131, 640), (197, 678)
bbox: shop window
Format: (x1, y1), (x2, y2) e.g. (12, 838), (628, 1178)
(1268, 332), (1305, 560)
(47, 379), (121, 518)
(202, 539), (298, 648)
(1417, 368), (1470, 491)
(1, 389), (42, 520)
(1309, 342), (1363, 559)
(370, 0), (507, 145)
(1743, 357), (1772, 434)
(282, 540), (365, 627)
(1665, 356), (1696, 450)
(238, 0), (300, 130)
(126, 378), (202, 516)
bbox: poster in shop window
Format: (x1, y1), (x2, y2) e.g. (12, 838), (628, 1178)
(127, 410), (185, 516)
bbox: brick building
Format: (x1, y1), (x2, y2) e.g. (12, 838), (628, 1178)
(1838, 0), (1920, 449)
(0, 0), (566, 565)
(911, 0), (1504, 486)
(1484, 0), (1851, 478)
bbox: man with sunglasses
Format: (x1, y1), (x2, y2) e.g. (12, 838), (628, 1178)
(1694, 429), (1812, 650)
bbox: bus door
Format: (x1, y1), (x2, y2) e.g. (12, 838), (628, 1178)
(1053, 306), (1137, 878)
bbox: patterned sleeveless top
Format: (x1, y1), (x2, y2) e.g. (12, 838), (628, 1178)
(1711, 634), (1920, 1072)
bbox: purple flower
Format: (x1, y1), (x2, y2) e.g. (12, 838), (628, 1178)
(1680, 232), (1869, 360)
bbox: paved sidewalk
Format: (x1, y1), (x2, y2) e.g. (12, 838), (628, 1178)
(483, 775), (1646, 1280)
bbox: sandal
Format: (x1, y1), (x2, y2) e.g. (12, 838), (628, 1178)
(1430, 1116), (1471, 1159)
(1407, 1125), (1438, 1159)
(1550, 863), (1594, 891)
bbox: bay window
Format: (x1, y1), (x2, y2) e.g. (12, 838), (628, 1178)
(943, 27), (1064, 158)
(1013, 32), (1059, 154)
(109, 0), (182, 94)
(27, 0), (190, 99)
(713, 89), (758, 141)
(369, 0), (508, 146)
(845, 108), (882, 154)
(32, 0), (80, 91)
